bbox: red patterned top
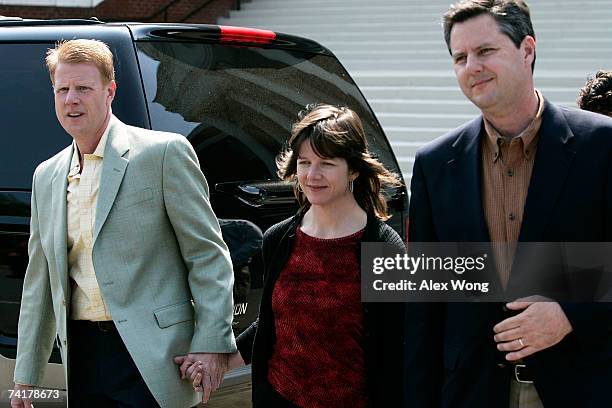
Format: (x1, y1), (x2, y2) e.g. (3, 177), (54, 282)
(267, 227), (367, 408)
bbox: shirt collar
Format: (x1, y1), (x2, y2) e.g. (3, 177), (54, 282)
(484, 89), (544, 162)
(67, 116), (112, 178)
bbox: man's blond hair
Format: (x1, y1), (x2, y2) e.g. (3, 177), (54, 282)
(46, 39), (115, 84)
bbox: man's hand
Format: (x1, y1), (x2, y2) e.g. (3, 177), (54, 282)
(186, 352), (245, 396)
(173, 353), (228, 403)
(10, 383), (34, 408)
(493, 299), (573, 361)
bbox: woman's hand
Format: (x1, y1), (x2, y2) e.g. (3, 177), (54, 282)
(228, 351), (246, 370)
(187, 352), (244, 394)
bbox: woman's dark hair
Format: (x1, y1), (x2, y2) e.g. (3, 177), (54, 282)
(276, 103), (402, 220)
(577, 70), (612, 117)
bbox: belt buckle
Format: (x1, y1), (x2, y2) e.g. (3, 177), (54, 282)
(96, 321), (114, 333)
(514, 364), (533, 384)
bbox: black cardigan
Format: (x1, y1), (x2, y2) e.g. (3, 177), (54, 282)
(237, 211), (406, 407)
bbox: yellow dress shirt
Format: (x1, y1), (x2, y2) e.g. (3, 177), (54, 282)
(67, 124), (112, 321)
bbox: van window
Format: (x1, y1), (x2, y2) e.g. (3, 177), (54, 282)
(0, 43), (71, 190)
(135, 41), (403, 230)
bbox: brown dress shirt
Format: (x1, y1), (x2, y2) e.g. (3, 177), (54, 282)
(481, 90), (545, 288)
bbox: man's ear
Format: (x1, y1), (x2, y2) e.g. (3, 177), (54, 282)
(107, 80), (117, 102)
(521, 35), (536, 68)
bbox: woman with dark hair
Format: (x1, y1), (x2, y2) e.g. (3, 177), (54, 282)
(190, 104), (406, 407)
(577, 70), (612, 117)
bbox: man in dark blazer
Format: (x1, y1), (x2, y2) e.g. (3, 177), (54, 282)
(405, 1), (612, 407)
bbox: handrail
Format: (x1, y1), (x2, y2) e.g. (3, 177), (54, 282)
(180, 0), (215, 22)
(148, 0), (182, 22)
(181, 0), (243, 23)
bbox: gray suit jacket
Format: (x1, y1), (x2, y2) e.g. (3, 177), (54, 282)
(14, 115), (236, 408)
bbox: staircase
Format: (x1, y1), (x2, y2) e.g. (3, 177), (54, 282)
(219, 0), (612, 186)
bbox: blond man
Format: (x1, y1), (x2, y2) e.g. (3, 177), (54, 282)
(11, 39), (236, 408)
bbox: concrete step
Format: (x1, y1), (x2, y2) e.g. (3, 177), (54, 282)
(377, 112), (473, 128)
(377, 106), (577, 130)
(241, 0), (612, 11)
(397, 156), (415, 168)
(318, 37), (612, 52)
(236, 4), (612, 17)
(341, 58), (605, 72)
(369, 99), (481, 114)
(333, 47), (612, 60)
(369, 98), (577, 114)
(384, 126), (453, 142)
(351, 72), (594, 88)
(392, 142), (423, 162)
(361, 86), (585, 103)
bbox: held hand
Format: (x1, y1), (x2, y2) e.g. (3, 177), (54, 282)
(493, 299), (573, 361)
(186, 352), (244, 394)
(173, 355), (204, 393)
(188, 361), (205, 393)
(10, 384), (34, 408)
(174, 353), (228, 403)
(228, 351), (245, 371)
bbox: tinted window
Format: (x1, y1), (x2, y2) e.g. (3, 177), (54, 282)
(136, 41), (404, 231)
(0, 44), (71, 190)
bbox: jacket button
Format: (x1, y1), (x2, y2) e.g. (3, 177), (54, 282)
(497, 363), (506, 369)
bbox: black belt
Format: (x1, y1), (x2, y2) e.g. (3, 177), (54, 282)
(72, 320), (117, 333)
(512, 363), (534, 384)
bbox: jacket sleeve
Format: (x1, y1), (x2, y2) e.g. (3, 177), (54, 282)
(560, 150), (612, 340)
(14, 168), (57, 386)
(404, 152), (444, 408)
(162, 136), (236, 353)
(408, 151), (438, 242)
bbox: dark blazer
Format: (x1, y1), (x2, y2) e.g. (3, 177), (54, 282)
(405, 101), (612, 408)
(237, 211), (406, 407)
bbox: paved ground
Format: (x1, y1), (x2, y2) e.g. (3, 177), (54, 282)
(201, 381), (252, 408)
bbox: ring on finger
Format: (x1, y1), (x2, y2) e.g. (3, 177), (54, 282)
(518, 338), (525, 348)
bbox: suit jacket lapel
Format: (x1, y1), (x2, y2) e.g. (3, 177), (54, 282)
(519, 101), (576, 241)
(450, 117), (490, 242)
(93, 116), (129, 244)
(51, 146), (72, 298)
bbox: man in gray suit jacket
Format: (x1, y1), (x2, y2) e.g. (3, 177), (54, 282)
(11, 39), (236, 408)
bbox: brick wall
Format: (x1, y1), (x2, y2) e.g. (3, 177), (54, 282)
(0, 0), (240, 23)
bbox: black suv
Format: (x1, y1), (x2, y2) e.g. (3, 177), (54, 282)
(0, 19), (408, 406)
